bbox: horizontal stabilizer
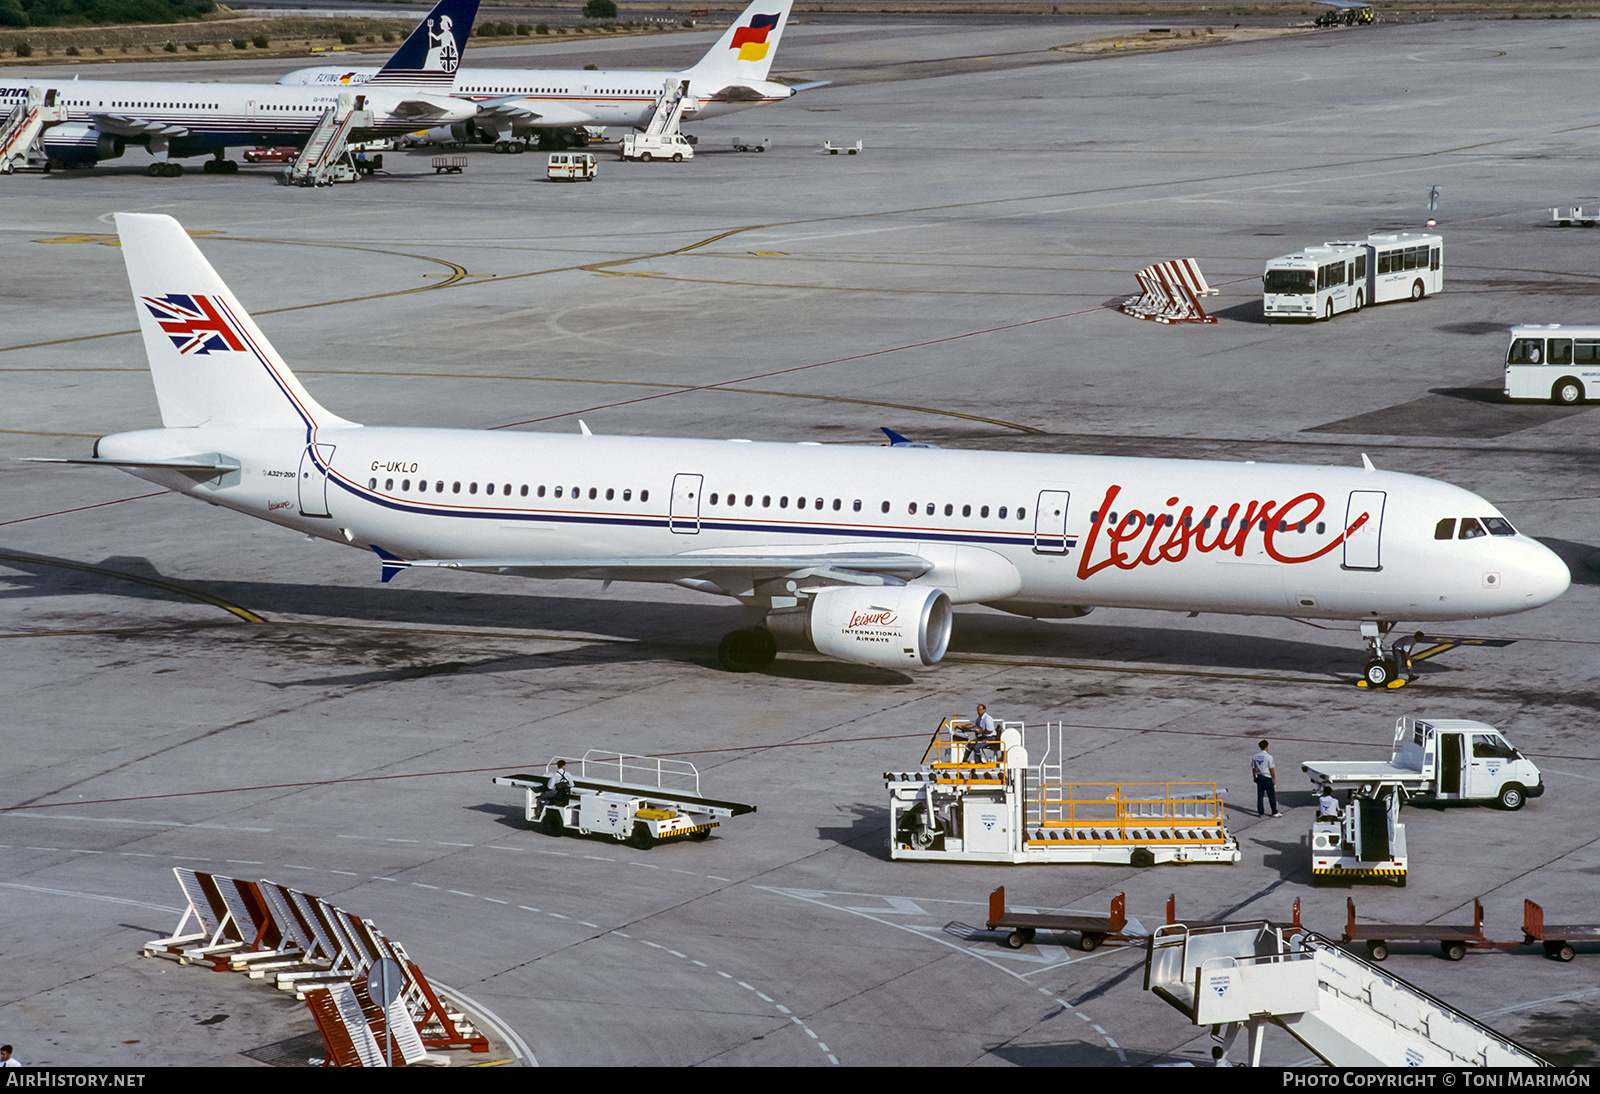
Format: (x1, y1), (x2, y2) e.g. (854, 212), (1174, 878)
(20, 455), (240, 480)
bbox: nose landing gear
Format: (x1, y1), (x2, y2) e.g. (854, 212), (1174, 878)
(1357, 621), (1405, 689)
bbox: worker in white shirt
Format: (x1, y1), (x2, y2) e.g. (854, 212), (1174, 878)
(955, 703), (998, 762)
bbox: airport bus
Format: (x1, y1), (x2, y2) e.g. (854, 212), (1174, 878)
(1262, 231), (1442, 321)
(1504, 324), (1600, 405)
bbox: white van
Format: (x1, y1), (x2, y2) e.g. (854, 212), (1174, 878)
(547, 152), (597, 182)
(621, 133), (694, 162)
(1504, 324), (1600, 404)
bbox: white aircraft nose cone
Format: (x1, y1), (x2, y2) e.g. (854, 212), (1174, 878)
(1519, 538), (1571, 607)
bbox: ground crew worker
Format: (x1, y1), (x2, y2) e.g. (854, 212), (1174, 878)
(1318, 784), (1341, 822)
(536, 759), (574, 811)
(1252, 740), (1280, 817)
(1391, 631), (1425, 682)
(954, 703), (997, 762)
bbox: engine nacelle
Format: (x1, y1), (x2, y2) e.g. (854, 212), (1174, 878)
(41, 123), (124, 167)
(796, 585), (952, 669)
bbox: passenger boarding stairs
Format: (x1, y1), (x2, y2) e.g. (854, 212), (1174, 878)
(1145, 920), (1547, 1067)
(1, 87), (69, 174)
(640, 79), (691, 137)
(286, 93), (374, 187)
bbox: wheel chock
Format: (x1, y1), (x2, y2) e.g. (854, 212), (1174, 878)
(1386, 679), (1407, 689)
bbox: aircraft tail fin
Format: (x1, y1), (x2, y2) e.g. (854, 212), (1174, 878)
(115, 213), (356, 432)
(368, 0), (478, 88)
(687, 0), (794, 83)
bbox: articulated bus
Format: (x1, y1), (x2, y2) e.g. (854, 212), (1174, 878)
(1263, 231), (1442, 321)
(1504, 324), (1600, 405)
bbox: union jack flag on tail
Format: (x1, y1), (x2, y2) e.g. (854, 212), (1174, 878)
(141, 293), (250, 356)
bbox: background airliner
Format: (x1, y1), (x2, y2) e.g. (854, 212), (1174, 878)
(0, 0), (477, 175)
(32, 215), (1571, 683)
(276, 0), (798, 146)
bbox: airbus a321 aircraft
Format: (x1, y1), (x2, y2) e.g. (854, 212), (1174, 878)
(35, 215), (1571, 683)
(0, 0), (477, 175)
(276, 0), (798, 146)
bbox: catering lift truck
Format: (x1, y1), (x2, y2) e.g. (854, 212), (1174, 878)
(885, 717), (1240, 865)
(1302, 717), (1544, 812)
(495, 751), (755, 850)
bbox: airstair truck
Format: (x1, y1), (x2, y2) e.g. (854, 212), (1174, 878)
(1302, 717), (1544, 811)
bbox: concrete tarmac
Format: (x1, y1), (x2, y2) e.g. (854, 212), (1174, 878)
(2, 15), (1598, 1067)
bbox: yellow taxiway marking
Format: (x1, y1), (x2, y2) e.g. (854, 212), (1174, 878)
(0, 551), (266, 624)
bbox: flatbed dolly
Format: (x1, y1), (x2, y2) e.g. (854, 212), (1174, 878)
(987, 885), (1129, 951)
(1342, 896), (1486, 961)
(1522, 899), (1600, 962)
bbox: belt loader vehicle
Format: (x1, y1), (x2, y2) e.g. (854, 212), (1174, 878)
(1310, 782), (1407, 886)
(1302, 717), (1543, 811)
(495, 751), (754, 850)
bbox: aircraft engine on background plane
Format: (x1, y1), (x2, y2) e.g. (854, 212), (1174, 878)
(766, 585), (953, 671)
(42, 123), (124, 167)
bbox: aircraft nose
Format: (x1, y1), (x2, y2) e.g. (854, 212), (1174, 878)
(1517, 538), (1571, 607)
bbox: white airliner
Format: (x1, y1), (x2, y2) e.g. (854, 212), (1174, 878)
(34, 215), (1571, 683)
(276, 0), (799, 145)
(0, 0), (478, 175)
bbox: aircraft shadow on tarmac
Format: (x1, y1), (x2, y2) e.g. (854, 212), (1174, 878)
(1, 548), (1410, 680)
(1536, 538), (1600, 586)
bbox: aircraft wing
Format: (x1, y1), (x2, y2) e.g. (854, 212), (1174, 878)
(371, 545), (930, 586)
(390, 97), (473, 120)
(472, 96), (597, 126)
(92, 114), (190, 138)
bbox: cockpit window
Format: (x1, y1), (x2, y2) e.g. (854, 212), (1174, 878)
(1482, 516), (1516, 536)
(1434, 518), (1456, 540)
(1458, 518), (1486, 540)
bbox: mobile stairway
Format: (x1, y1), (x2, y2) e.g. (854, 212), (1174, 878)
(1, 87), (69, 174)
(1144, 919), (1547, 1066)
(640, 78), (692, 138)
(285, 93), (374, 187)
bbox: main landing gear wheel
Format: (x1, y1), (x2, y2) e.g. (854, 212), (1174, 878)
(718, 627), (777, 672)
(1363, 659), (1395, 687)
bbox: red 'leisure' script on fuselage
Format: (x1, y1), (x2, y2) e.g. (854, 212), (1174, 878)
(1075, 485), (1369, 580)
